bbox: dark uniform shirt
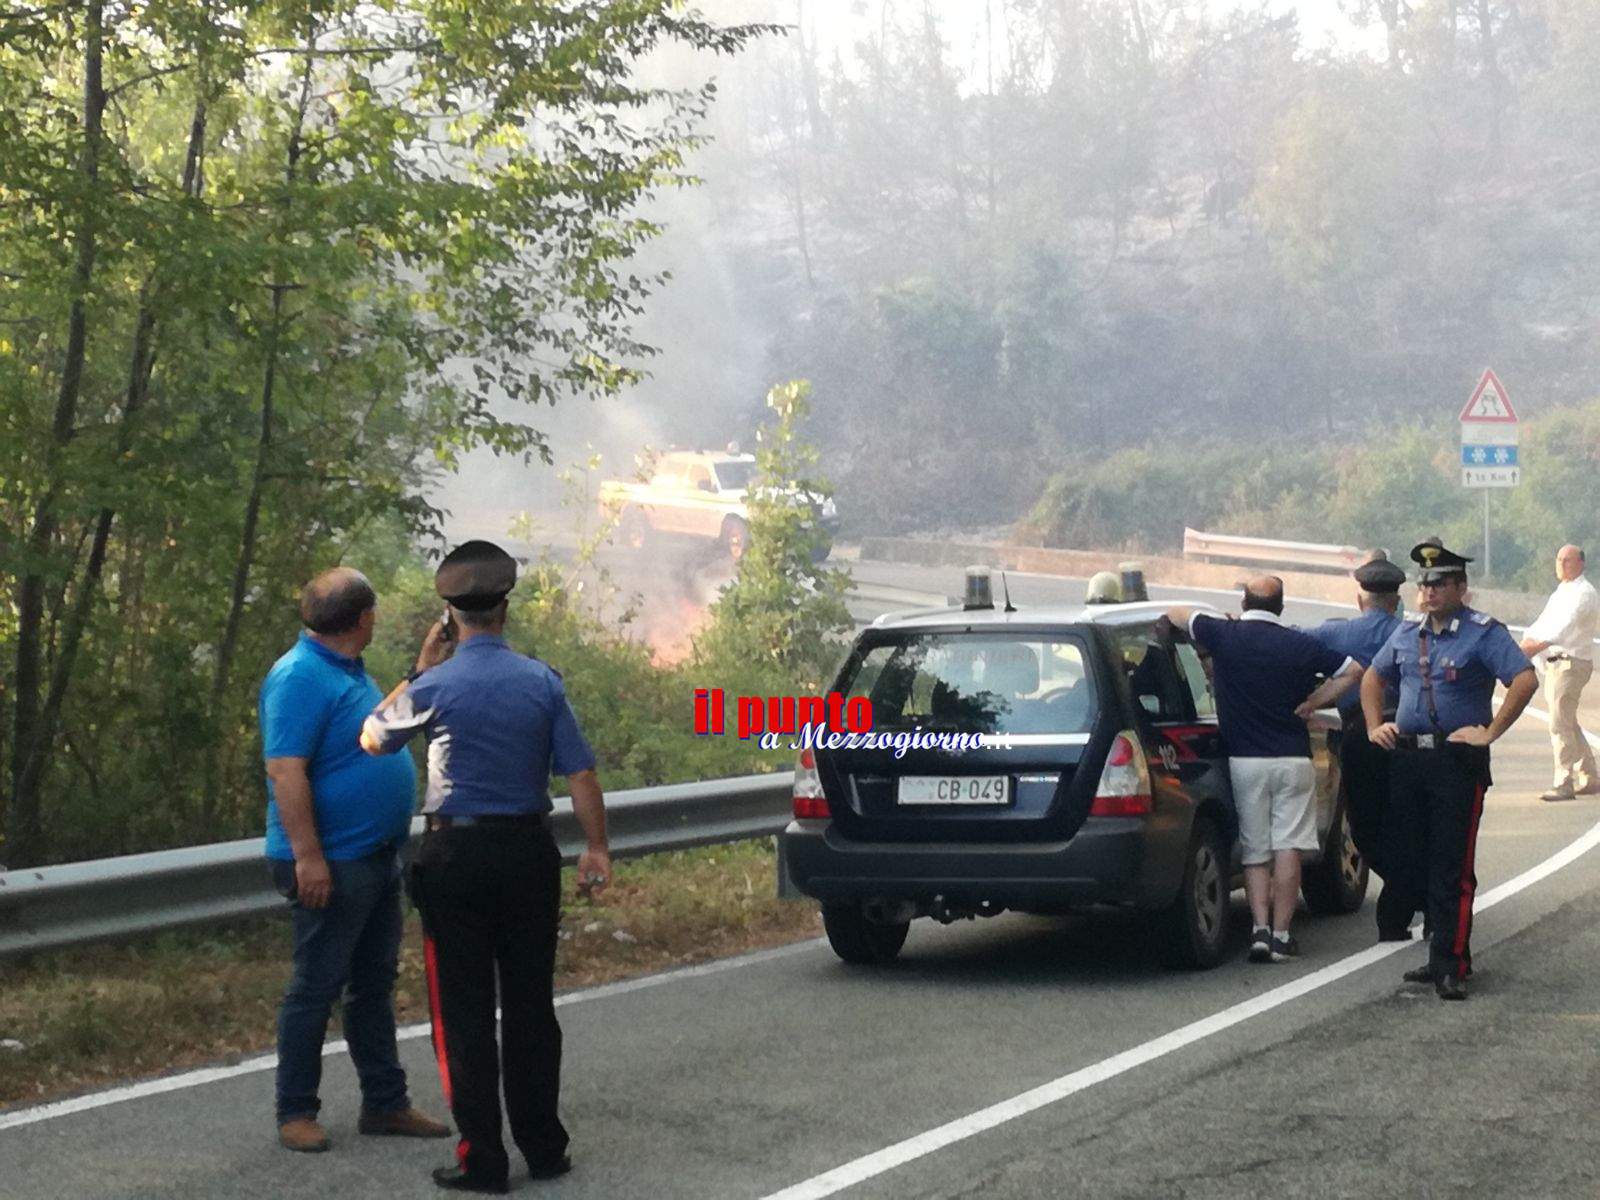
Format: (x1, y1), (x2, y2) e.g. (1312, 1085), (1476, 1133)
(1371, 607), (1531, 735)
(1190, 611), (1353, 758)
(1309, 609), (1403, 721)
(362, 635), (597, 815)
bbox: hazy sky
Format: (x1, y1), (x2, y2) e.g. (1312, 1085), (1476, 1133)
(806, 1), (1385, 83)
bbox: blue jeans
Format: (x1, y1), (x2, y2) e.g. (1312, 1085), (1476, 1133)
(270, 848), (411, 1123)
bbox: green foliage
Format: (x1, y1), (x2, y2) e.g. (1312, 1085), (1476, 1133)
(693, 380), (853, 695)
(0, 1), (775, 864)
(1025, 402), (1600, 592)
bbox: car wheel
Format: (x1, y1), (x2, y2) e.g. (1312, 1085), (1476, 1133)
(721, 515), (750, 562)
(618, 507), (650, 551)
(1302, 801), (1369, 915)
(1160, 817), (1229, 970)
(822, 902), (909, 965)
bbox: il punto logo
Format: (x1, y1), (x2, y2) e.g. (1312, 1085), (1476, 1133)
(693, 688), (871, 740)
(692, 688), (996, 758)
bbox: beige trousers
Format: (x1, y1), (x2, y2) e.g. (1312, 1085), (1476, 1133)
(1543, 657), (1597, 791)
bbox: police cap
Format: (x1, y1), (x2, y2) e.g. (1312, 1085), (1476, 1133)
(1353, 556), (1406, 594)
(435, 540), (517, 610)
(1409, 539), (1472, 583)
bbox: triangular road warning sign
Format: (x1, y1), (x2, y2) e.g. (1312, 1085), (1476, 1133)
(1459, 368), (1518, 423)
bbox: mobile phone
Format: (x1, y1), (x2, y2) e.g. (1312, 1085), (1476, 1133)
(440, 608), (454, 641)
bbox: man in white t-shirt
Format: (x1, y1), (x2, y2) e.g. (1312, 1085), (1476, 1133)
(1520, 544), (1600, 801)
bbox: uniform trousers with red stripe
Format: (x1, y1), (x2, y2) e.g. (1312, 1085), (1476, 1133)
(412, 823), (568, 1181)
(1386, 743), (1491, 979)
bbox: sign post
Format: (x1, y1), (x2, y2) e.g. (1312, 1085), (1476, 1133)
(1459, 368), (1519, 580)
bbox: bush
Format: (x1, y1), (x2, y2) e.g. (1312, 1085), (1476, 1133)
(1023, 402), (1600, 590)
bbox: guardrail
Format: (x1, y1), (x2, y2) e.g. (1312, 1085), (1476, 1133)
(1183, 528), (1372, 575)
(0, 772), (794, 959)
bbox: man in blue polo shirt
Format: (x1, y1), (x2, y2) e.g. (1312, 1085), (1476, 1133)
(261, 567), (449, 1153)
(1168, 577), (1362, 963)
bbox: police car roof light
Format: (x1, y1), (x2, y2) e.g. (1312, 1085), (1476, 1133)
(964, 567), (995, 611)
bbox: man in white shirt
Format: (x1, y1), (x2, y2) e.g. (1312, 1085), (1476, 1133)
(1520, 544), (1600, 801)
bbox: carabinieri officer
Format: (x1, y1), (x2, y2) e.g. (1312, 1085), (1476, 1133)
(1309, 555), (1409, 941)
(361, 541), (611, 1193)
(1361, 539), (1536, 1001)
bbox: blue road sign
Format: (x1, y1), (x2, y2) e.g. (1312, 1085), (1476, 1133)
(1462, 444), (1518, 467)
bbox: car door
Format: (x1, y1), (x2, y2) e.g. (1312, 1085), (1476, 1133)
(1166, 637), (1239, 860)
(1108, 623), (1205, 890)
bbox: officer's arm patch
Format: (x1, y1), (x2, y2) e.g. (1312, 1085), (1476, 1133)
(1471, 611), (1492, 625)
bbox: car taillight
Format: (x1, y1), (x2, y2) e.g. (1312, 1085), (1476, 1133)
(793, 748), (830, 819)
(1090, 731), (1152, 817)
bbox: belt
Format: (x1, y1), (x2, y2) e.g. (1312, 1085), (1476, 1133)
(1394, 733), (1445, 750)
(1394, 733), (1488, 751)
(425, 812), (550, 831)
(1548, 652), (1573, 662)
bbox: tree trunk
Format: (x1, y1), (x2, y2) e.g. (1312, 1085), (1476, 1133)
(794, 0), (828, 146)
(8, 0), (106, 868)
(1477, 0), (1504, 170)
(16, 88), (209, 862)
(1127, 0), (1150, 63)
(202, 51), (314, 826)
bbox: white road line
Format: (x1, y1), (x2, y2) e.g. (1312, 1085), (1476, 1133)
(0, 939), (823, 1133)
(760, 712), (1595, 1200)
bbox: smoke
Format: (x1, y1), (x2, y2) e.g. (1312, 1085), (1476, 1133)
(428, 5), (786, 544)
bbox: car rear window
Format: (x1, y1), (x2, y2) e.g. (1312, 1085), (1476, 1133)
(840, 633), (1096, 736)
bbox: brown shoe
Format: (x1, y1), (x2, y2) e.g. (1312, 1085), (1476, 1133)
(279, 1117), (331, 1153)
(358, 1106), (452, 1138)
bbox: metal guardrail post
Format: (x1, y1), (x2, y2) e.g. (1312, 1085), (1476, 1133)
(0, 772), (795, 958)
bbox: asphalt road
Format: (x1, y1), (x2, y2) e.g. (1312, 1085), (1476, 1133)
(4, 559), (1600, 1199)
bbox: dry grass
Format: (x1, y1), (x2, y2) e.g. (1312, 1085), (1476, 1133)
(0, 838), (820, 1111)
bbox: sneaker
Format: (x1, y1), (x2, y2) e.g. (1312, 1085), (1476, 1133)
(1541, 787), (1578, 802)
(1576, 781), (1600, 796)
(1248, 926), (1272, 963)
(1402, 965), (1435, 984)
(1269, 932), (1299, 962)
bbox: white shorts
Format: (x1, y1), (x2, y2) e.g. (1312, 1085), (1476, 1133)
(1228, 756), (1319, 866)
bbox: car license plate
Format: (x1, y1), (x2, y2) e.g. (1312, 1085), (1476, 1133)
(896, 775), (1011, 805)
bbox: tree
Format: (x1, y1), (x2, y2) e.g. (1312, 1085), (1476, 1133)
(695, 380), (852, 691)
(0, 1), (774, 864)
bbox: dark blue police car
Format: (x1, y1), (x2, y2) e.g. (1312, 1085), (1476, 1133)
(779, 576), (1366, 969)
